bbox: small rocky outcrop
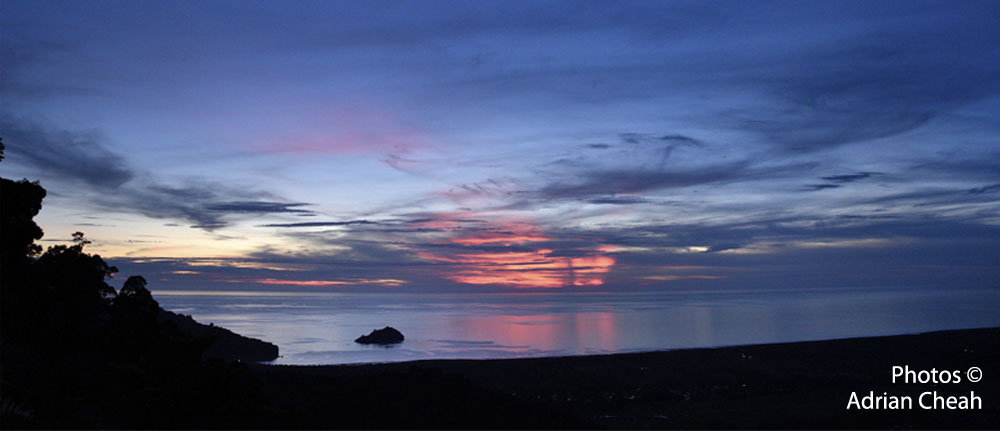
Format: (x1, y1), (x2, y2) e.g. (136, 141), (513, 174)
(355, 326), (405, 344)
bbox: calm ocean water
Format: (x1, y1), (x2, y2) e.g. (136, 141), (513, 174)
(154, 286), (1000, 365)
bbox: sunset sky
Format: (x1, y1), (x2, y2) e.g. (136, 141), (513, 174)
(2, 0), (998, 292)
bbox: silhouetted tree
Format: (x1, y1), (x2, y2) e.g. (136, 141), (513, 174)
(115, 275), (158, 310)
(35, 233), (119, 303)
(72, 230), (92, 246)
(0, 174), (48, 345)
(0, 178), (45, 266)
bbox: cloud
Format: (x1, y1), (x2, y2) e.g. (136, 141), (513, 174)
(205, 201), (313, 214)
(967, 184), (1000, 195)
(2, 115), (319, 231)
(536, 159), (816, 200)
(801, 172), (880, 192)
(253, 277), (405, 287)
(590, 215), (1000, 254)
(5, 1), (1000, 293)
(539, 161), (751, 198)
(104, 182), (314, 230)
(733, 30), (1000, 152)
(260, 220), (378, 228)
(820, 172), (878, 183)
(253, 216), (623, 289)
(860, 184), (1000, 217)
(1, 113), (134, 188)
(586, 195), (651, 205)
(619, 133), (704, 147)
(442, 177), (519, 202)
(659, 134), (704, 145)
(110, 209), (1000, 292)
(803, 184), (842, 191)
(615, 133), (707, 168)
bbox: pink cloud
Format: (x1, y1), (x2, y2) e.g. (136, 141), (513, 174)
(417, 218), (616, 288)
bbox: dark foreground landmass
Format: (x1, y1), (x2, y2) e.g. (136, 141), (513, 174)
(254, 327), (1000, 429)
(2, 173), (288, 429)
(158, 310), (279, 362)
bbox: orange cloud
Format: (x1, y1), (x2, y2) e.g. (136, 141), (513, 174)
(420, 223), (616, 288)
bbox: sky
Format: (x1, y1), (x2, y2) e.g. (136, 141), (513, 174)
(2, 0), (998, 292)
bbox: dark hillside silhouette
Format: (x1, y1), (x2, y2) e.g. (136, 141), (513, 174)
(0, 151), (285, 428)
(158, 310), (279, 363)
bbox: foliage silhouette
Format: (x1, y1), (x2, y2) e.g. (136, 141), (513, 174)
(0, 156), (286, 428)
(116, 275), (159, 310)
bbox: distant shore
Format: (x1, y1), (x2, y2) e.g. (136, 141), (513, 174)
(253, 327), (1000, 429)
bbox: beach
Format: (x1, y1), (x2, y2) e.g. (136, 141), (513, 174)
(250, 327), (1000, 429)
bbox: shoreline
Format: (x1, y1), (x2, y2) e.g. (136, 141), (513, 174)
(252, 327), (1000, 429)
(263, 325), (1000, 368)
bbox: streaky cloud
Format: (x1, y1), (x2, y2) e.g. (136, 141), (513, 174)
(587, 195), (651, 205)
(732, 26), (1000, 152)
(967, 184), (1000, 195)
(539, 161), (752, 198)
(537, 160), (815, 199)
(819, 172), (878, 183)
(206, 201), (313, 214)
(260, 220), (378, 228)
(803, 184), (842, 191)
(1, 116), (322, 231)
(1, 113), (134, 188)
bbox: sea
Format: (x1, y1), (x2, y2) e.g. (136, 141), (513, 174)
(153, 286), (1000, 365)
